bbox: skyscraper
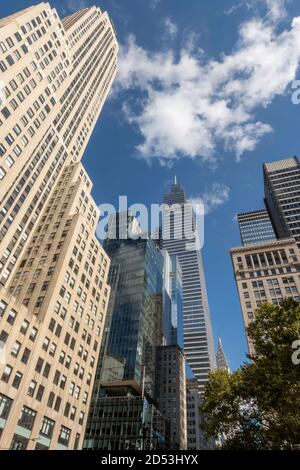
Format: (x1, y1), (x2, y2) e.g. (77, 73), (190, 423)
(231, 238), (300, 353)
(238, 210), (276, 246)
(162, 181), (216, 393)
(0, 2), (118, 287)
(0, 3), (118, 450)
(186, 378), (206, 450)
(264, 157), (300, 249)
(231, 157), (300, 353)
(155, 344), (187, 449)
(84, 213), (170, 450)
(216, 338), (230, 372)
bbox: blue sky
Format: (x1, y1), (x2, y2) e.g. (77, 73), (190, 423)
(3, 0), (300, 370)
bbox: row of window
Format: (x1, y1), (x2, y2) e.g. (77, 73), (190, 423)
(0, 393), (73, 448)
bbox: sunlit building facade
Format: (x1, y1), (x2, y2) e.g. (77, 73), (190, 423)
(162, 181), (216, 394)
(0, 2), (118, 450)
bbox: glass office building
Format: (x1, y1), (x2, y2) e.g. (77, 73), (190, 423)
(162, 182), (216, 393)
(84, 213), (169, 449)
(238, 210), (276, 246)
(85, 393), (168, 450)
(101, 216), (164, 398)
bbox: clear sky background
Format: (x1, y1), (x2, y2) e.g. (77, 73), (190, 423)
(2, 0), (300, 371)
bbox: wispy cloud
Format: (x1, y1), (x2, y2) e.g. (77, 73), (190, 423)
(163, 17), (178, 39)
(116, 2), (300, 166)
(225, 0), (289, 23)
(150, 0), (161, 11)
(191, 183), (231, 215)
(61, 0), (90, 16)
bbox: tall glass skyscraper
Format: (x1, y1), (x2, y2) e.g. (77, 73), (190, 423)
(162, 181), (216, 393)
(101, 213), (164, 398)
(84, 213), (170, 450)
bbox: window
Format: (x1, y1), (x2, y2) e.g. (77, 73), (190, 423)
(47, 392), (55, 408)
(36, 384), (45, 401)
(79, 411), (84, 425)
(42, 337), (50, 351)
(1, 365), (12, 383)
(0, 300), (7, 317)
(21, 347), (31, 364)
(49, 343), (56, 357)
(18, 406), (36, 430)
(12, 371), (23, 389)
(35, 357), (44, 373)
(0, 393), (13, 420)
(54, 396), (61, 412)
(7, 309), (17, 325)
(40, 416), (55, 439)
(0, 330), (8, 343)
(0, 167), (6, 180)
(43, 362), (51, 378)
(53, 370), (60, 385)
(10, 435), (28, 450)
(11, 341), (21, 357)
(29, 327), (38, 342)
(20, 319), (29, 334)
(70, 406), (76, 421)
(58, 426), (71, 447)
(27, 380), (37, 397)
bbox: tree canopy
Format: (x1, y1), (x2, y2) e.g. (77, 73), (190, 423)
(200, 299), (300, 449)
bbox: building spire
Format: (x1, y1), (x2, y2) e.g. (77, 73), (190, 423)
(216, 337), (230, 372)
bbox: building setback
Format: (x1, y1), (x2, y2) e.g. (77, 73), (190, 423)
(0, 3), (118, 450)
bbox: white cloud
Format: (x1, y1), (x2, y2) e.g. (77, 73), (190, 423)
(263, 0), (288, 22)
(61, 0), (89, 15)
(164, 17), (178, 38)
(190, 183), (231, 215)
(116, 4), (300, 165)
(225, 0), (288, 23)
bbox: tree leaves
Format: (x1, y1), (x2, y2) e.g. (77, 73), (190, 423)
(200, 299), (300, 449)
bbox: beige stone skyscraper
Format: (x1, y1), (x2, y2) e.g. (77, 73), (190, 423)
(0, 2), (118, 286)
(230, 238), (300, 354)
(0, 3), (118, 450)
(231, 157), (300, 354)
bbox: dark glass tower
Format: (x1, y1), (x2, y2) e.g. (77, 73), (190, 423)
(84, 213), (170, 450)
(162, 181), (216, 394)
(102, 220), (164, 397)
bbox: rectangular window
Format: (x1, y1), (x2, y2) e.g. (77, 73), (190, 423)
(0, 393), (13, 420)
(40, 416), (55, 439)
(18, 406), (36, 430)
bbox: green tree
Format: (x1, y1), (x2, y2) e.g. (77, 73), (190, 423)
(200, 299), (300, 449)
